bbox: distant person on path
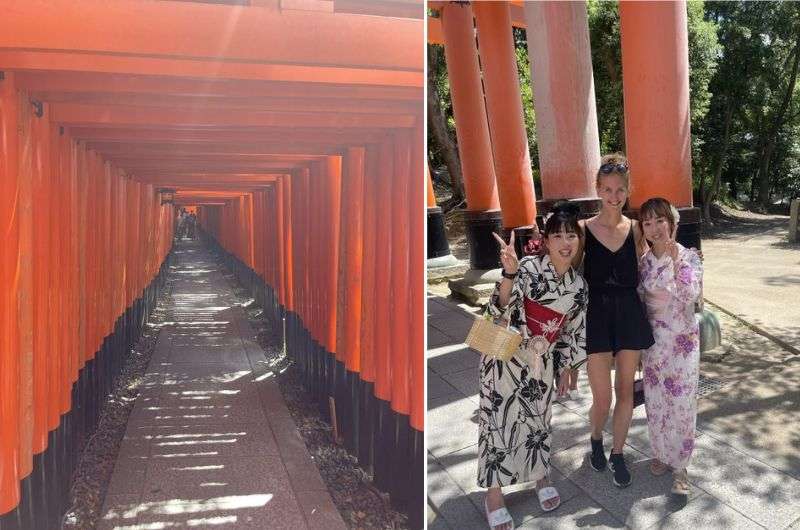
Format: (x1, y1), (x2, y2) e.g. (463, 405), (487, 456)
(637, 197), (703, 497)
(176, 209), (187, 240)
(479, 202), (587, 529)
(186, 212), (197, 240)
(577, 153), (654, 489)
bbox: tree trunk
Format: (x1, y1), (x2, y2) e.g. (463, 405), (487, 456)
(703, 102), (734, 222)
(758, 30), (800, 208)
(427, 46), (465, 207)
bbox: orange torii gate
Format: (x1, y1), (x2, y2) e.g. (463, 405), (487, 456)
(0, 1), (424, 528)
(427, 0), (699, 269)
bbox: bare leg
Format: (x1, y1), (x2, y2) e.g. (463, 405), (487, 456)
(612, 349), (640, 453)
(586, 352), (613, 439)
(485, 487), (512, 530)
(568, 368), (579, 391)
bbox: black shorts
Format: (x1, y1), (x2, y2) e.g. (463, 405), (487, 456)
(586, 288), (654, 355)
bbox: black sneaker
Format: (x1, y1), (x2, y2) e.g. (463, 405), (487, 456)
(589, 436), (607, 471)
(609, 452), (631, 488)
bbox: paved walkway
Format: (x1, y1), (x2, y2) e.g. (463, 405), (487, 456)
(427, 292), (800, 530)
(702, 214), (800, 350)
(99, 241), (345, 530)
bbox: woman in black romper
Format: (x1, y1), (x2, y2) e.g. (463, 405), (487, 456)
(578, 153), (654, 488)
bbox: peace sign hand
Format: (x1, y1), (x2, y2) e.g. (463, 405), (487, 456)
(666, 223), (680, 263)
(493, 230), (519, 275)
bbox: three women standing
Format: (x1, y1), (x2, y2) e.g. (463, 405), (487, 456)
(477, 154), (703, 529)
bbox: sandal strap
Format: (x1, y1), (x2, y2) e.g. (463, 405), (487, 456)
(486, 506), (513, 528)
(537, 486), (559, 502)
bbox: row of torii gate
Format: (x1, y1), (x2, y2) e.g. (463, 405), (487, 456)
(0, 1), (424, 529)
(426, 0), (700, 271)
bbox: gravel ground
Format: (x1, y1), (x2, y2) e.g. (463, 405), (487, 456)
(219, 266), (409, 530)
(62, 274), (174, 529)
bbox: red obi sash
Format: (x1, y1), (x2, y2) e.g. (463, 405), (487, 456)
(523, 297), (567, 356)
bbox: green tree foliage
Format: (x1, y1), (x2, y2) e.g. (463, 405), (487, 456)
(699, 1), (800, 211)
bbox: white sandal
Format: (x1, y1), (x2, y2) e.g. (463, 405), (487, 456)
(537, 486), (561, 512)
(484, 498), (514, 530)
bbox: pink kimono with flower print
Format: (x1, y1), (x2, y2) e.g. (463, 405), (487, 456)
(637, 244), (702, 470)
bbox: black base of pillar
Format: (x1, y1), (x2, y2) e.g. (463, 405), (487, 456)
(427, 207), (451, 259)
(357, 379), (375, 471)
(675, 207), (702, 250)
(464, 209), (503, 270)
(0, 255), (170, 530)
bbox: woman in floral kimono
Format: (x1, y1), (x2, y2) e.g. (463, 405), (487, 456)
(637, 197), (703, 497)
(479, 202), (587, 530)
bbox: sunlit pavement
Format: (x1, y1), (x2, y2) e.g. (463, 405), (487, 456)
(427, 293), (800, 530)
(99, 240), (345, 530)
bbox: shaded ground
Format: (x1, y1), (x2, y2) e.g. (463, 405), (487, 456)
(63, 265), (174, 529)
(222, 271), (409, 530)
(72, 241), (346, 530)
(700, 205), (800, 351)
(430, 204), (800, 529)
(427, 293), (800, 530)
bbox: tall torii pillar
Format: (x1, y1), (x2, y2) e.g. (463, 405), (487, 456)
(473, 1), (538, 252)
(620, 0), (718, 352)
(619, 0), (699, 248)
(439, 1), (503, 270)
(524, 1), (601, 218)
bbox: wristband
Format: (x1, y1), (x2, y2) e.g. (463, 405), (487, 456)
(501, 269), (517, 280)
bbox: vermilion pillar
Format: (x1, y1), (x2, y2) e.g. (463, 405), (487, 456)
(440, 2), (499, 211)
(620, 0), (692, 209)
(373, 140), (394, 405)
(389, 131), (410, 419)
(524, 0), (600, 200)
(619, 0), (698, 248)
(325, 157), (342, 355)
(440, 1), (503, 269)
(473, 1), (537, 230)
(359, 146), (378, 386)
(0, 71), (21, 516)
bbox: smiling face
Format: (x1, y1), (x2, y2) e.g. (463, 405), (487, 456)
(641, 213), (673, 244)
(596, 173), (629, 212)
(545, 228), (580, 264)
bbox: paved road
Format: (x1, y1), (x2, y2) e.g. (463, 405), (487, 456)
(701, 213), (800, 350)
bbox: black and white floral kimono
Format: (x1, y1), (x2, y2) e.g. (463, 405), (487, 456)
(477, 254), (587, 488)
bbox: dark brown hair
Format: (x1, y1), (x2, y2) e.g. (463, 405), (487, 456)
(639, 197), (680, 235)
(543, 201), (583, 238)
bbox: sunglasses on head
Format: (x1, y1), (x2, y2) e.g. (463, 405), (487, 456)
(599, 163), (629, 174)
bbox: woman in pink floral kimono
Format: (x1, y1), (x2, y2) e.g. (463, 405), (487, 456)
(637, 197), (703, 497)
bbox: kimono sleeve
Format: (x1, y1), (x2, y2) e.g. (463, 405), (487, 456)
(486, 260), (529, 330)
(554, 284), (587, 373)
(669, 248), (702, 305)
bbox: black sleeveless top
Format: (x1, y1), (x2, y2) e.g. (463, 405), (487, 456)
(584, 223), (639, 291)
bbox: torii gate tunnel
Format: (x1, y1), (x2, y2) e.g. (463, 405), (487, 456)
(0, 1), (424, 528)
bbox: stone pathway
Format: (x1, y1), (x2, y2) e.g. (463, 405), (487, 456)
(702, 212), (800, 351)
(427, 292), (800, 530)
(98, 241), (345, 530)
